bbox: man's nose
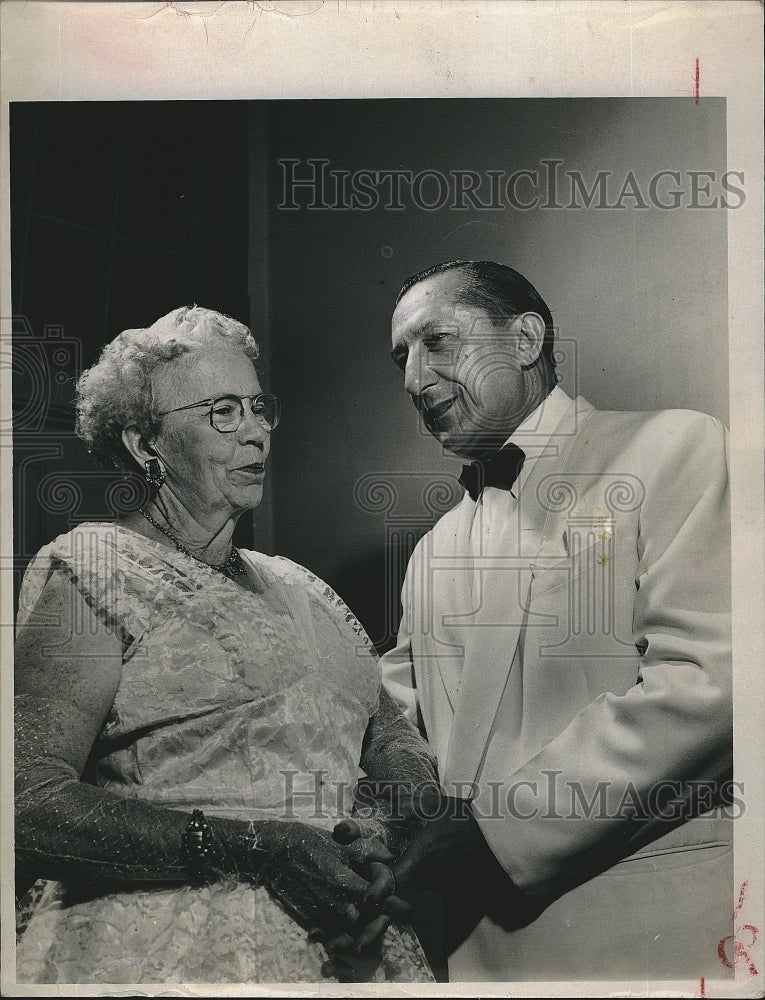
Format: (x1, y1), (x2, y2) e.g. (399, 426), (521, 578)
(404, 344), (439, 397)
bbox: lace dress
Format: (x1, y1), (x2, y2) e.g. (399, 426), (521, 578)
(15, 523), (434, 984)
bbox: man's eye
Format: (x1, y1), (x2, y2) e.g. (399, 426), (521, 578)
(391, 351), (407, 372)
(213, 404), (237, 417)
(424, 334), (449, 350)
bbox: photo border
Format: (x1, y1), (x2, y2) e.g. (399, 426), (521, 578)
(1, 3), (762, 997)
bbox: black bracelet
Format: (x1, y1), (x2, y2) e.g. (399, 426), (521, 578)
(182, 809), (213, 876)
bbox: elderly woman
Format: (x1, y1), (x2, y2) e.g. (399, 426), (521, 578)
(14, 306), (437, 984)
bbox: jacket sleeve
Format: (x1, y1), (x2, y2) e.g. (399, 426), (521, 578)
(471, 413), (733, 901)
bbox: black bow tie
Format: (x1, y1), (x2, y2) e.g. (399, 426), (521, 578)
(459, 444), (525, 502)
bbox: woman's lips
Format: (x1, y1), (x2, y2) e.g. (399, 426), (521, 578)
(234, 463), (265, 477)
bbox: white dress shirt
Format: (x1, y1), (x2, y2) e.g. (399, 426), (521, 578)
(467, 384), (573, 606)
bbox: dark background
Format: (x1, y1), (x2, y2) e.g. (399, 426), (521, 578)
(11, 101), (250, 596)
(11, 98), (728, 978)
(11, 99), (729, 644)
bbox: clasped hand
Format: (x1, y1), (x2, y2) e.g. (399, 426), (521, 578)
(326, 791), (491, 957)
(259, 794), (515, 967)
(330, 790), (524, 952)
(256, 821), (408, 960)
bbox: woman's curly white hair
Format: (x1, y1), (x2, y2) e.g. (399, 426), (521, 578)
(75, 306), (260, 472)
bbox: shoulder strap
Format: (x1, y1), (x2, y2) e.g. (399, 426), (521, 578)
(17, 524), (144, 644)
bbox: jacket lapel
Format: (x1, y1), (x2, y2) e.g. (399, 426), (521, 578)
(426, 495), (477, 712)
(441, 394), (595, 790)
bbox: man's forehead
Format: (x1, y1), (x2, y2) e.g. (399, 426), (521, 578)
(392, 270), (468, 331)
(399, 269), (465, 309)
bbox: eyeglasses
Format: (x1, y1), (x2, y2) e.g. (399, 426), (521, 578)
(159, 393), (281, 434)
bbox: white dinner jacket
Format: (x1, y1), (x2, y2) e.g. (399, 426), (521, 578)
(382, 392), (732, 937)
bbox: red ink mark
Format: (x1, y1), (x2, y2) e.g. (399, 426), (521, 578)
(718, 880), (760, 976)
(700, 976), (706, 997)
(695, 58), (700, 104)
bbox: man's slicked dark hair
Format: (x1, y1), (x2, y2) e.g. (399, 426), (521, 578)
(395, 260), (556, 369)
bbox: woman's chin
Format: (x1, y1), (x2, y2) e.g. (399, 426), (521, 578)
(225, 482), (265, 512)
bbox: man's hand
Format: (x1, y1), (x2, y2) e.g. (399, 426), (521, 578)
(389, 795), (501, 893)
(334, 793), (494, 896)
(333, 796), (545, 944)
(391, 797), (544, 926)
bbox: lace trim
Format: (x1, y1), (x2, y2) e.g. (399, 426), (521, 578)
(273, 557), (378, 659)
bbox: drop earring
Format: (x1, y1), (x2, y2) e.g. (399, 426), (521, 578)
(144, 457), (166, 491)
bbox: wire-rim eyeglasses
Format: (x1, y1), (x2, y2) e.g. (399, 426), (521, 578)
(158, 393), (281, 434)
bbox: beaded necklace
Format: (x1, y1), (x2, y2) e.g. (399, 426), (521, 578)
(139, 507), (247, 577)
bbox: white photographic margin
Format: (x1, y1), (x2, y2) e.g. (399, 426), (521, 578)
(0, 2), (762, 997)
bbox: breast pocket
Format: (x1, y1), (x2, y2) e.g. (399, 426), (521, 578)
(529, 535), (607, 599)
(528, 529), (638, 661)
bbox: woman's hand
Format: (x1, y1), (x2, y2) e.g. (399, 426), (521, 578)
(329, 818), (410, 954)
(256, 821), (409, 944)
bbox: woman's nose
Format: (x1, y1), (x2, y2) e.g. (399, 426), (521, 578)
(240, 407), (271, 444)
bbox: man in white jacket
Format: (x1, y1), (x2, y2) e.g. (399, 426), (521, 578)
(380, 260), (733, 981)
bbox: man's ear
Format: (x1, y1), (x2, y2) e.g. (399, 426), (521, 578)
(122, 426), (156, 469)
(517, 312), (547, 370)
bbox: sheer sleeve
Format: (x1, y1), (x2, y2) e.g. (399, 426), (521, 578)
(270, 555), (381, 712)
(15, 559), (258, 886)
(352, 686), (440, 854)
